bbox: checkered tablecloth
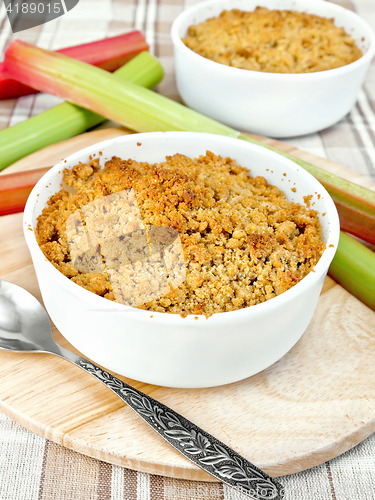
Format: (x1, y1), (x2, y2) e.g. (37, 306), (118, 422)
(0, 0), (375, 499)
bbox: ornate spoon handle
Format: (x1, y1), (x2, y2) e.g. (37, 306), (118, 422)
(56, 346), (284, 499)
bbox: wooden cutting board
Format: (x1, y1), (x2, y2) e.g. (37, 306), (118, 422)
(1, 128), (375, 481)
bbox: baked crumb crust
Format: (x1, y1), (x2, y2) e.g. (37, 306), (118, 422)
(183, 7), (362, 74)
(36, 152), (325, 316)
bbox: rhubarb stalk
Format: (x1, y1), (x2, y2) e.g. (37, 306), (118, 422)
(3, 41), (237, 138)
(328, 232), (375, 310)
(0, 51), (163, 172)
(0, 31), (148, 100)
(3, 40), (374, 245)
(0, 167), (50, 216)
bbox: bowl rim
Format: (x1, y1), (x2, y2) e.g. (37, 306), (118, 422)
(171, 0), (375, 81)
(23, 131), (340, 325)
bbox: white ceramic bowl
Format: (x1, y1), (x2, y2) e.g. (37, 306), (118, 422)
(171, 0), (375, 138)
(24, 132), (340, 388)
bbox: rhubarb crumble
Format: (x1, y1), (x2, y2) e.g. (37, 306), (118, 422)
(182, 7), (362, 74)
(36, 152), (325, 316)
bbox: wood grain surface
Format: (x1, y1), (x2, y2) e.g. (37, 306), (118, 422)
(0, 128), (375, 481)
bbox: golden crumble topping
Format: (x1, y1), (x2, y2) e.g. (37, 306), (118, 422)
(36, 152), (325, 316)
(183, 7), (362, 73)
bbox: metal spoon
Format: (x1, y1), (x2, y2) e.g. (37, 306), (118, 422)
(0, 279), (283, 500)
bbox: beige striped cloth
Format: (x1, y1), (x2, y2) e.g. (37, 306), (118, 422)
(0, 0), (375, 499)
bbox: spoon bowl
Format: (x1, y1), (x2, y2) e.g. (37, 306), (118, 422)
(0, 280), (56, 352)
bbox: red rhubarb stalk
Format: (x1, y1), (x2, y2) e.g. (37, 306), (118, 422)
(324, 183), (375, 245)
(0, 31), (148, 100)
(0, 167), (50, 216)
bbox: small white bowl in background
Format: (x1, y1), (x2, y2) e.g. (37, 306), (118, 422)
(171, 0), (375, 138)
(24, 132), (340, 388)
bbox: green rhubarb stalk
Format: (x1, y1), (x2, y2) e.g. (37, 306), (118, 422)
(328, 232), (375, 310)
(3, 42), (375, 246)
(3, 41), (238, 138)
(0, 51), (163, 172)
